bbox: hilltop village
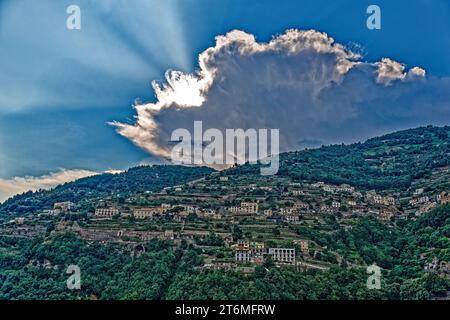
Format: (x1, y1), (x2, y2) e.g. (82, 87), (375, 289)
(3, 170), (449, 276)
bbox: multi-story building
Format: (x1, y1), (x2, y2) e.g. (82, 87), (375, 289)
(383, 196), (395, 206)
(292, 190), (304, 196)
(347, 200), (357, 207)
(293, 201), (308, 210)
(234, 241), (266, 264)
(367, 192), (395, 206)
(183, 205), (199, 214)
(229, 202), (259, 215)
(241, 202), (258, 213)
(94, 208), (119, 218)
(299, 240), (309, 255)
(409, 196), (429, 206)
(320, 205), (332, 213)
(418, 202), (437, 214)
(133, 207), (162, 219)
(294, 240), (309, 255)
(284, 214), (300, 223)
(268, 248), (296, 265)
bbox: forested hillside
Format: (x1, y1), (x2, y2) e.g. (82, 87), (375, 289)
(230, 125), (450, 190)
(0, 205), (448, 300)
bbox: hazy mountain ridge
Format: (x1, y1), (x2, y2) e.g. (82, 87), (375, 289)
(0, 165), (214, 215)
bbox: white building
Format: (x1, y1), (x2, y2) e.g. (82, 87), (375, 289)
(337, 184), (355, 193)
(284, 214), (300, 223)
(332, 201), (341, 209)
(268, 248), (296, 265)
(292, 190), (304, 196)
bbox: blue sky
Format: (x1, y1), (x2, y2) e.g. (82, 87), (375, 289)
(0, 0), (449, 200)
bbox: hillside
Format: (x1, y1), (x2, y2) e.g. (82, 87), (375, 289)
(0, 165), (214, 215)
(0, 126), (449, 300)
(1, 125), (449, 215)
(229, 125), (450, 191)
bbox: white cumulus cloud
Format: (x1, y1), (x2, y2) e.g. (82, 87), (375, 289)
(111, 29), (447, 165)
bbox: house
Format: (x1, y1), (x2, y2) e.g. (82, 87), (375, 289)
(164, 230), (174, 240)
(383, 196), (395, 206)
(337, 184), (355, 193)
(311, 182), (324, 188)
(53, 201), (75, 212)
(299, 240), (309, 255)
(379, 207), (396, 221)
(294, 240), (309, 255)
(219, 176), (229, 182)
(14, 217), (25, 225)
(263, 209), (273, 217)
(347, 200), (357, 207)
(440, 191), (450, 204)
